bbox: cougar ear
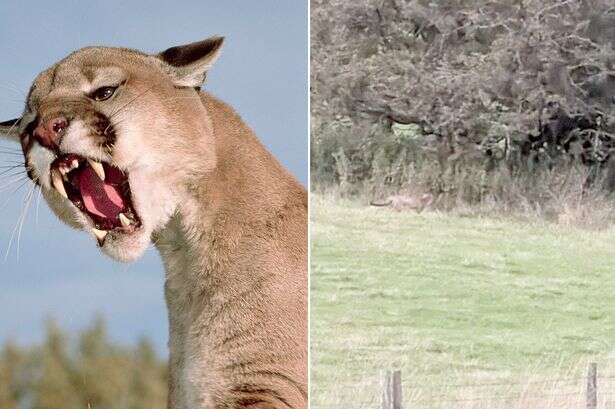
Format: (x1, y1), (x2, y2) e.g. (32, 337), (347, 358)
(0, 118), (20, 143)
(157, 36), (225, 88)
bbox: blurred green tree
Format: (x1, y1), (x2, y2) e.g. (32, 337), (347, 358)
(0, 317), (167, 409)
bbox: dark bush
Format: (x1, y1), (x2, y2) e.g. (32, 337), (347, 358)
(311, 0), (615, 221)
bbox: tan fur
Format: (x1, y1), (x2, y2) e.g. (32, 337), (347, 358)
(370, 193), (434, 212)
(0, 39), (307, 409)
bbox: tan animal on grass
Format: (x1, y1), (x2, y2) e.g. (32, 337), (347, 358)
(370, 193), (434, 212)
(0, 37), (307, 409)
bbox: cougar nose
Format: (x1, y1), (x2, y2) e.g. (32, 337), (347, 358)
(32, 116), (69, 149)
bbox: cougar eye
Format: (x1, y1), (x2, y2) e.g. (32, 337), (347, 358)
(90, 86), (117, 101)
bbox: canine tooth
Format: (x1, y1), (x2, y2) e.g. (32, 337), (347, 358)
(59, 166), (69, 181)
(92, 228), (108, 244)
(71, 159), (79, 170)
(88, 159), (105, 180)
(51, 169), (68, 199)
(119, 213), (132, 227)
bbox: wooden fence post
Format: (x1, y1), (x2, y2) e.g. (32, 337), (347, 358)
(382, 369), (402, 409)
(586, 362), (597, 409)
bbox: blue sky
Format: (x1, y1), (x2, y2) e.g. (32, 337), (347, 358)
(0, 1), (307, 355)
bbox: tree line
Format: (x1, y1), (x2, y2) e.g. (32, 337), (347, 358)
(311, 0), (615, 220)
(0, 317), (167, 409)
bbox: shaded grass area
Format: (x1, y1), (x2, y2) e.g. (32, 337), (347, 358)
(310, 196), (615, 408)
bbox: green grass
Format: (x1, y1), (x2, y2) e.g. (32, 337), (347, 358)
(310, 196), (615, 408)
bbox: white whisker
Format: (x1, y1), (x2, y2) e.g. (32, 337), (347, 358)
(8, 183), (36, 260)
(0, 161), (27, 166)
(0, 170), (27, 181)
(0, 167), (26, 177)
(1, 117), (21, 136)
(0, 83), (26, 98)
(35, 186), (43, 225)
(106, 84), (153, 128)
(0, 176), (29, 192)
(0, 151), (24, 157)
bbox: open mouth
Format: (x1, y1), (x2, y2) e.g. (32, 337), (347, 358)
(49, 154), (141, 244)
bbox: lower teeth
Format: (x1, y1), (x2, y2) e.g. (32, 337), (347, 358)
(119, 213), (132, 227)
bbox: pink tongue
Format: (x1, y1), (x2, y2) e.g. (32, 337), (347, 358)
(78, 167), (125, 219)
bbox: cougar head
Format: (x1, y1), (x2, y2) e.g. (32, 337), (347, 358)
(0, 37), (224, 262)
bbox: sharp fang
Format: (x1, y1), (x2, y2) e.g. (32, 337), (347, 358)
(92, 228), (108, 244)
(71, 159), (79, 170)
(59, 166), (69, 181)
(51, 169), (68, 199)
(88, 159), (105, 180)
(119, 213), (132, 227)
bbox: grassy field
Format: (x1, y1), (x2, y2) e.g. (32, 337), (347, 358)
(310, 196), (615, 408)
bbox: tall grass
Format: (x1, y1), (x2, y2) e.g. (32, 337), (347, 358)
(314, 157), (615, 229)
(315, 359), (615, 409)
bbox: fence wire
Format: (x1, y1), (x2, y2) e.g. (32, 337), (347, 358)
(324, 366), (615, 408)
